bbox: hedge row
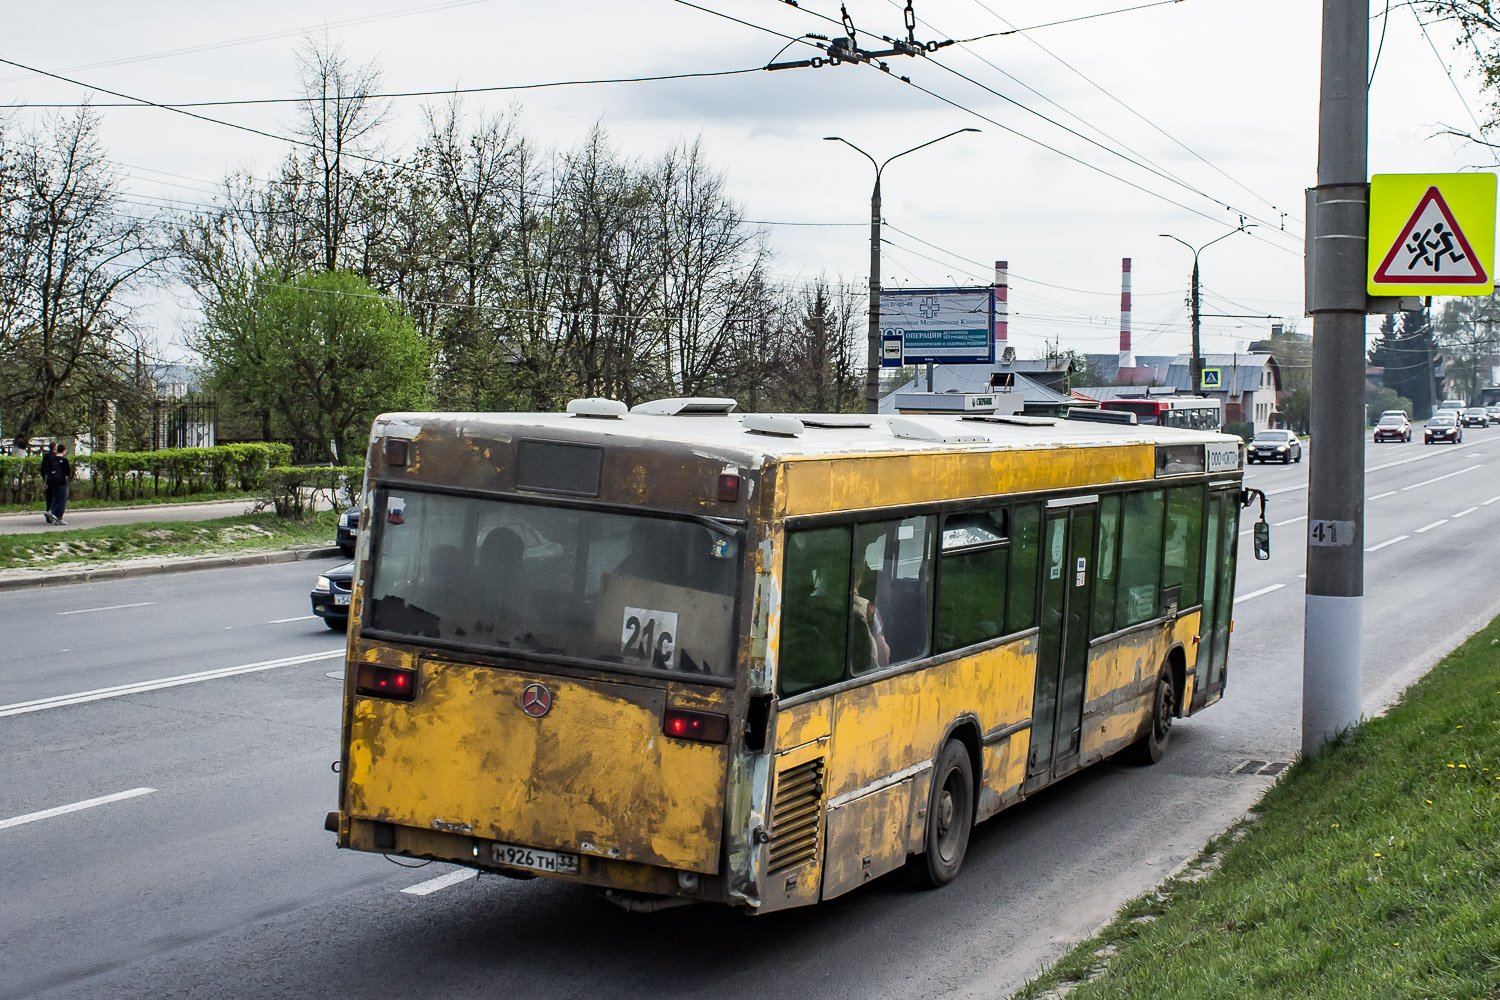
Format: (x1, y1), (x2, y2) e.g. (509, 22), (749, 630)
(261, 466), (366, 519)
(0, 443), (297, 504)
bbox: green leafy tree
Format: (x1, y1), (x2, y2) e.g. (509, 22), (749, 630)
(197, 270), (430, 462)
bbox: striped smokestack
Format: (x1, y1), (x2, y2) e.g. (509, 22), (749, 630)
(994, 260), (1009, 346)
(1119, 257), (1134, 369)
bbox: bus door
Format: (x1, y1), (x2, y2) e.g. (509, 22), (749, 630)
(1027, 499), (1097, 789)
(1192, 489), (1240, 710)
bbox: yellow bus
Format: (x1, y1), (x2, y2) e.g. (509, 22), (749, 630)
(327, 398), (1263, 912)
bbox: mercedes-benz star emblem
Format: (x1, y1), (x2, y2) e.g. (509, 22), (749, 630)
(520, 682), (552, 718)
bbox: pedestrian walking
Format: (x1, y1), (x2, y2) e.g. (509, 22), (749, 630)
(46, 444), (72, 525)
(40, 443), (58, 524)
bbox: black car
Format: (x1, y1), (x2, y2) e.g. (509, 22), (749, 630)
(1247, 429), (1302, 464)
(1461, 407), (1489, 428)
(310, 561), (355, 630)
(336, 506), (361, 556)
(1425, 414), (1463, 445)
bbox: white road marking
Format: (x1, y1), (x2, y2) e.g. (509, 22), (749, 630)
(1453, 506), (1479, 518)
(1234, 584), (1286, 604)
(1273, 515), (1307, 527)
(268, 615), (317, 624)
(1368, 490), (1396, 501)
(56, 602), (155, 616)
(1401, 465), (1481, 492)
(0, 787), (154, 832)
(1415, 519), (1448, 534)
(1365, 535), (1409, 552)
(0, 649), (343, 718)
(1265, 484), (1308, 496)
(1469, 452), (1482, 457)
(401, 868), (476, 896)
(1484, 495), (1500, 506)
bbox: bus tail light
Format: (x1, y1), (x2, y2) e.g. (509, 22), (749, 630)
(717, 473), (741, 502)
(356, 663), (417, 701)
(664, 708), (729, 744)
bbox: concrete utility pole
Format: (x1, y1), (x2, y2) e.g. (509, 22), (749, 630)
(1303, 0), (1368, 753)
(1160, 228), (1249, 394)
(824, 130), (979, 414)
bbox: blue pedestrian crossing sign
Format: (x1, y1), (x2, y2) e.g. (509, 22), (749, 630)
(1200, 367), (1222, 390)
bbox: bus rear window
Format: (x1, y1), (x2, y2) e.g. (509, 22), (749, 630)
(365, 490), (740, 678)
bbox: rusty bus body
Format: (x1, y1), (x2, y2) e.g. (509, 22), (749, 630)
(329, 405), (1247, 912)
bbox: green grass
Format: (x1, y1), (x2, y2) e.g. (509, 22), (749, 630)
(0, 511), (339, 572)
(0, 490), (261, 515)
(1016, 618), (1500, 1000)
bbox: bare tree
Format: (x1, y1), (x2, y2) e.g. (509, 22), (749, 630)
(0, 108), (167, 448)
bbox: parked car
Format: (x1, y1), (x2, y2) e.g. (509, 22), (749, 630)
(336, 506), (361, 556)
(1461, 407), (1490, 427)
(1372, 412), (1411, 442)
(1425, 413), (1463, 444)
(1247, 428), (1302, 463)
(310, 561), (355, 630)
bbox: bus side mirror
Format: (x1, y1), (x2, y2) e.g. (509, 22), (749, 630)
(1253, 521), (1271, 561)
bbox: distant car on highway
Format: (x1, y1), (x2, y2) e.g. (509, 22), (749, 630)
(1425, 412), (1463, 444)
(1437, 400), (1466, 421)
(1488, 403), (1500, 422)
(1247, 428), (1302, 464)
(336, 506), (360, 557)
(310, 561), (355, 630)
(1461, 407), (1489, 427)
(1372, 413), (1411, 443)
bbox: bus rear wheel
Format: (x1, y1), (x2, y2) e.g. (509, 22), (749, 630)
(908, 739), (974, 888)
(1130, 668), (1176, 765)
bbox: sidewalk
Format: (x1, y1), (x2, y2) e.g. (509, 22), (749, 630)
(0, 489), (346, 535)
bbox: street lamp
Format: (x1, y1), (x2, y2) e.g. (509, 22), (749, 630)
(1159, 226), (1253, 394)
(825, 128), (980, 414)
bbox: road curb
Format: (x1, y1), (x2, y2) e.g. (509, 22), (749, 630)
(0, 546), (346, 592)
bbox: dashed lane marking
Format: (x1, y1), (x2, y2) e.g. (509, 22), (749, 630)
(401, 868), (476, 896)
(1401, 465), (1481, 492)
(1366, 535), (1409, 552)
(0, 649), (343, 718)
(1453, 506), (1479, 518)
(1484, 495), (1500, 506)
(0, 787), (154, 832)
(268, 615), (317, 624)
(1273, 515), (1307, 527)
(1369, 490), (1397, 501)
(56, 602), (155, 616)
(1235, 584), (1286, 604)
(1415, 519), (1449, 534)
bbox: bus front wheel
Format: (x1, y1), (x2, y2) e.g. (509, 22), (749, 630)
(908, 740), (974, 888)
(1130, 669), (1176, 765)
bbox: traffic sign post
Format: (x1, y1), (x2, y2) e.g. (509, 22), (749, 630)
(1368, 173), (1496, 296)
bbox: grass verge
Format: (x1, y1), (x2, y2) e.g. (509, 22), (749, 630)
(0, 490), (261, 515)
(1016, 617), (1500, 1000)
(0, 511), (338, 572)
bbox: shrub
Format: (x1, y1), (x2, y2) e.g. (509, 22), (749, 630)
(1223, 421), (1254, 442)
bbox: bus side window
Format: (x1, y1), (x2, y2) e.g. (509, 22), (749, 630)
(935, 509), (1009, 653)
(1091, 495), (1120, 636)
(1006, 504), (1042, 633)
(1162, 486), (1205, 608)
(851, 515), (935, 673)
(778, 526), (852, 697)
(1116, 490), (1164, 627)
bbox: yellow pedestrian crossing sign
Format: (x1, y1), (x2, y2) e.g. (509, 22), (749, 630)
(1368, 173), (1496, 296)
(1200, 367), (1221, 389)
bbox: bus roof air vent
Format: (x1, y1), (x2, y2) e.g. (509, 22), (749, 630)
(801, 415), (873, 429)
(630, 397), (738, 416)
(887, 417), (990, 445)
(742, 414), (805, 437)
(1065, 407), (1136, 425)
(566, 398), (627, 418)
(961, 414), (1057, 427)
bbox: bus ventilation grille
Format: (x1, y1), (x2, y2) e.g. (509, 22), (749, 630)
(767, 757), (825, 875)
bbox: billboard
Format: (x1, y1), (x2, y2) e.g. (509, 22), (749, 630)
(880, 286), (995, 366)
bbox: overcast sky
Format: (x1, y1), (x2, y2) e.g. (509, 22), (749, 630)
(4, 0), (1494, 367)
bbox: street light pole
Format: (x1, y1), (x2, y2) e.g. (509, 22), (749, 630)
(825, 129), (979, 414)
(1160, 227), (1251, 395)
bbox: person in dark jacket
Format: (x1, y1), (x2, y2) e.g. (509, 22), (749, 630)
(46, 444), (72, 525)
(40, 444), (58, 524)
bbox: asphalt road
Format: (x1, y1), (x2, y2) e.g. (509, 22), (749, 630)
(3, 431), (1499, 1000)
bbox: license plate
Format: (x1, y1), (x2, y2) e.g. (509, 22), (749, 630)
(490, 843), (580, 875)
(333, 593), (350, 606)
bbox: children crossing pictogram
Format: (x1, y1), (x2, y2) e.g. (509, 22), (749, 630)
(1371, 186), (1487, 285)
